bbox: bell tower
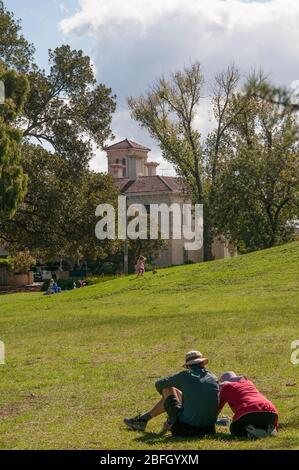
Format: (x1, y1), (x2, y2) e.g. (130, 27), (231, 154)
(105, 138), (159, 179)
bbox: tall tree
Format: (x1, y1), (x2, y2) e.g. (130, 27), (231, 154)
(128, 63), (243, 260)
(0, 63), (29, 217)
(214, 95), (299, 251)
(0, 144), (120, 264)
(0, 1), (34, 72)
(20, 45), (116, 168)
(246, 72), (299, 113)
(1, 3), (117, 169)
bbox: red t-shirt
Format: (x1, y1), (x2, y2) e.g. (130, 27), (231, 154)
(218, 379), (278, 426)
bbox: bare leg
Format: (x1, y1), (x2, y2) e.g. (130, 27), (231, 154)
(149, 387), (182, 419)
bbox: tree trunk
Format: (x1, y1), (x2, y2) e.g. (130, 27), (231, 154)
(203, 205), (214, 261)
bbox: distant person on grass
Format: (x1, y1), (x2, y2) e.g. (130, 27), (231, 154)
(135, 256), (146, 278)
(124, 351), (219, 437)
(219, 371), (279, 439)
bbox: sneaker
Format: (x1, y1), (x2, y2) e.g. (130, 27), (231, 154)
(124, 415), (148, 431)
(160, 419), (172, 435)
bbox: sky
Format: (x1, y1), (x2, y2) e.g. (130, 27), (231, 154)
(4, 0), (299, 175)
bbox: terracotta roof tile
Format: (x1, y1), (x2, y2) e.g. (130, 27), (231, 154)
(114, 176), (188, 194)
(105, 139), (151, 151)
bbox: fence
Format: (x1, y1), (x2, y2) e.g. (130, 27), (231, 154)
(0, 266), (33, 287)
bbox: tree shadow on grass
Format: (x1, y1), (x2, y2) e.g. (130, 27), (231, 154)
(132, 431), (240, 446)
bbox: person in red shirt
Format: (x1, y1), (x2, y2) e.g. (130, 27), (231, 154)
(218, 371), (279, 438)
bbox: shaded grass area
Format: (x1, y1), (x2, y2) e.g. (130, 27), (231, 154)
(0, 242), (298, 449)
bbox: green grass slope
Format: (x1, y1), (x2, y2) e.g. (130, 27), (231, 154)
(0, 242), (298, 450)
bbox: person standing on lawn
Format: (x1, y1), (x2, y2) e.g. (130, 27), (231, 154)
(124, 351), (219, 437)
(218, 371), (279, 438)
(135, 256), (146, 278)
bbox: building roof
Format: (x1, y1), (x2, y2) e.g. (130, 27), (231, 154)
(105, 138), (151, 151)
(115, 176), (188, 194)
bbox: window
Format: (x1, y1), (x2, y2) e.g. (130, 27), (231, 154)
(123, 158), (127, 177)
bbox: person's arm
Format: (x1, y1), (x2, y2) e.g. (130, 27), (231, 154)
(155, 371), (185, 394)
(218, 384), (228, 414)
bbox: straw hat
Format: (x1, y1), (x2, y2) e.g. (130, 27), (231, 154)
(183, 350), (208, 368)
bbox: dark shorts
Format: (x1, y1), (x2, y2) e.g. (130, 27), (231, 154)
(230, 412), (278, 437)
(164, 395), (216, 438)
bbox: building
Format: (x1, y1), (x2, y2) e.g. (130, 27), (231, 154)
(105, 138), (236, 267)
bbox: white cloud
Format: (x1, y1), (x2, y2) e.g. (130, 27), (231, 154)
(59, 0), (299, 174)
(52, 0), (70, 14)
(59, 3), (69, 14)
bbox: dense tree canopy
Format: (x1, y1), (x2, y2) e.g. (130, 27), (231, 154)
(128, 64), (246, 259)
(1, 0), (117, 172)
(214, 97), (299, 251)
(129, 63), (299, 255)
(20, 45), (116, 168)
(0, 0), (34, 72)
(0, 1), (119, 265)
(0, 144), (120, 264)
(0, 63), (29, 217)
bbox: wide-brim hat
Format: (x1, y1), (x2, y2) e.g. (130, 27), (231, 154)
(183, 350), (209, 368)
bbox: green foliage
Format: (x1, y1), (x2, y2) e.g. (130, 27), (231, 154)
(0, 144), (120, 263)
(129, 64), (299, 254)
(0, 3), (117, 253)
(128, 63), (204, 200)
(22, 45), (116, 168)
(0, 1), (34, 72)
(214, 97), (299, 251)
(126, 214), (168, 271)
(128, 64), (243, 259)
(0, 64), (29, 217)
(9, 251), (36, 274)
(0, 242), (298, 449)
(0, 257), (11, 267)
(1, 3), (116, 168)
(246, 71), (299, 113)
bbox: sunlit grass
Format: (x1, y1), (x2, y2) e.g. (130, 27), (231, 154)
(0, 242), (298, 449)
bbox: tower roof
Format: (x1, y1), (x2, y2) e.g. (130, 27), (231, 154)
(105, 138), (151, 152)
(114, 176), (187, 194)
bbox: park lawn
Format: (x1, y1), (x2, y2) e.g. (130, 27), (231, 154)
(0, 242), (298, 450)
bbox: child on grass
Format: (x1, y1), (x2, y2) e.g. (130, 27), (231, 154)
(135, 256), (146, 278)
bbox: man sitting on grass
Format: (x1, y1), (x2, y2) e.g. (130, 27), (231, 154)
(124, 351), (219, 437)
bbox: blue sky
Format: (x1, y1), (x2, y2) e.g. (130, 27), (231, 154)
(5, 0), (90, 70)
(4, 0), (299, 174)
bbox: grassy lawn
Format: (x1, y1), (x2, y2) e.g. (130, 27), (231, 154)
(0, 242), (298, 450)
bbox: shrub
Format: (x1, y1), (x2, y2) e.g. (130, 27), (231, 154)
(0, 258), (12, 268)
(10, 252), (36, 274)
(145, 263), (153, 272)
